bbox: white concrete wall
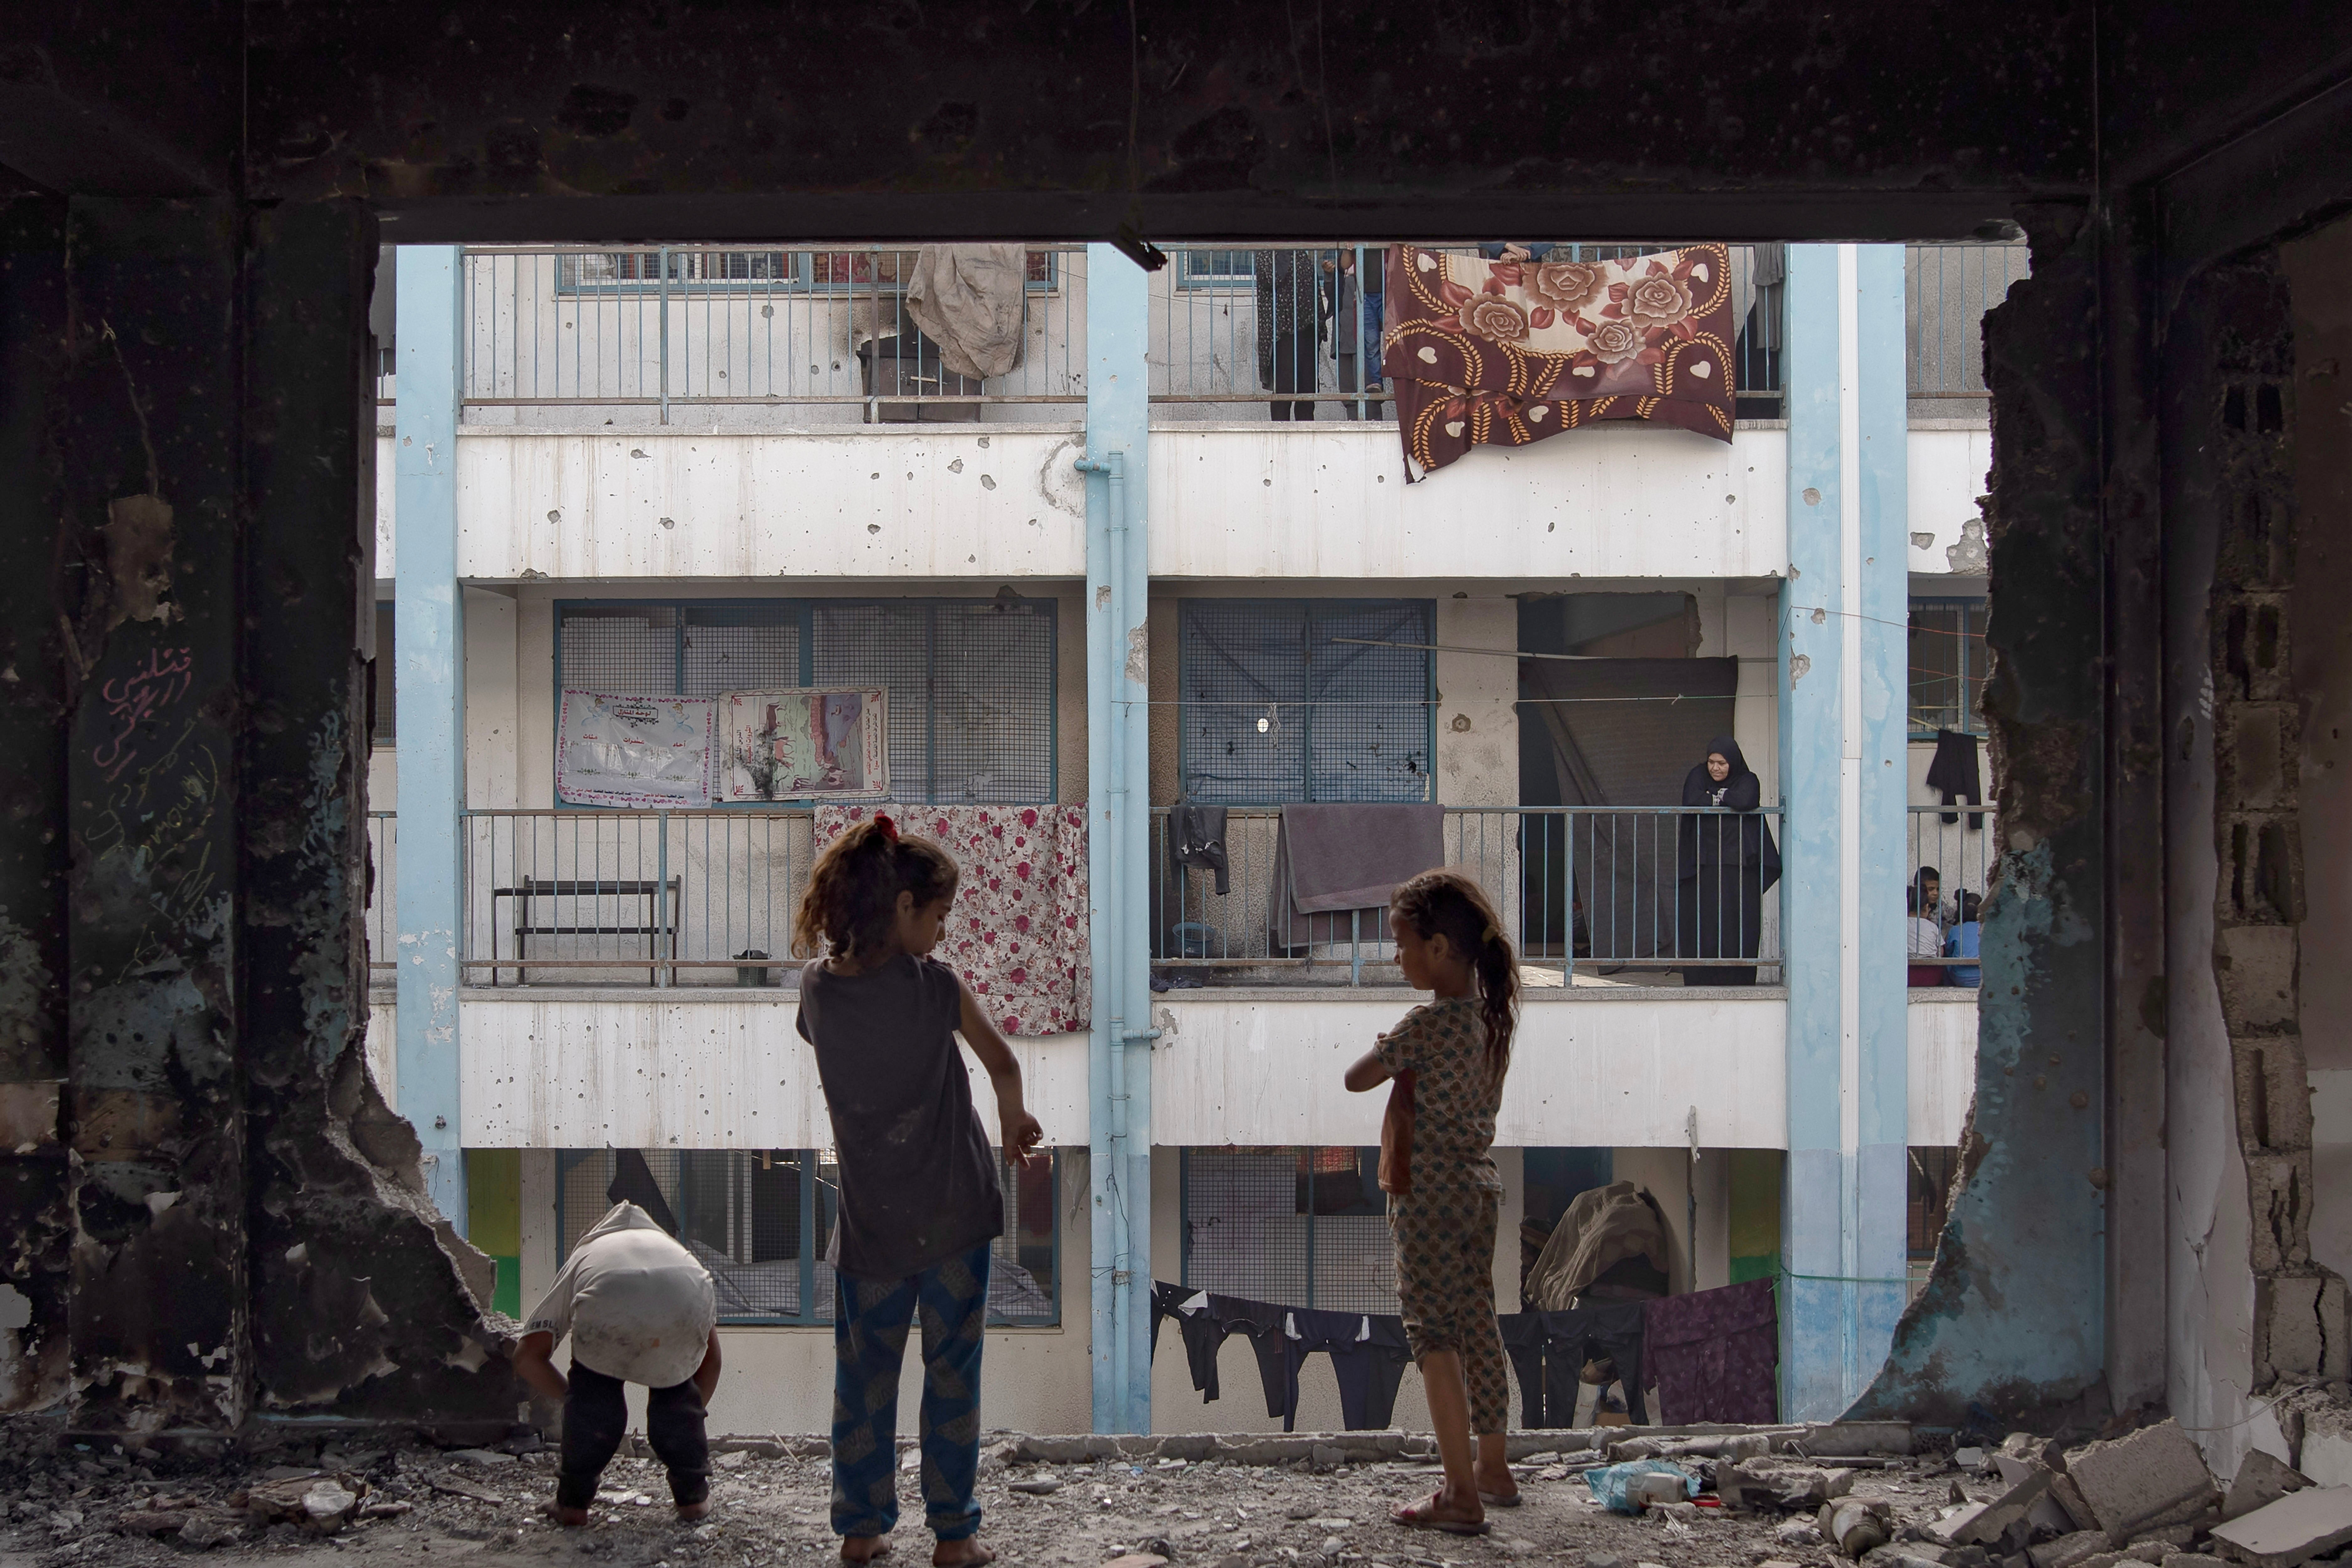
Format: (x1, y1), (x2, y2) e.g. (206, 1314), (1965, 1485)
(457, 992), (1086, 1150)
(1150, 992), (1789, 1149)
(372, 426), (1987, 590)
(1907, 997), (1979, 1147)
(1433, 595), (1519, 807)
(1905, 425), (1993, 576)
(1611, 1145), (1733, 1297)
(1147, 425), (1787, 581)
(512, 1149), (1095, 1437)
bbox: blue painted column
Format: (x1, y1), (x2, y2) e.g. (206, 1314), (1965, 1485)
(394, 246), (467, 1230)
(1081, 246), (1154, 1432)
(1779, 245), (1909, 1420)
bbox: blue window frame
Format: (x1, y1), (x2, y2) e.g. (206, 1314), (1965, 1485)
(555, 1148), (1062, 1327)
(1177, 249), (1256, 289)
(553, 597), (1058, 805)
(1177, 598), (1435, 803)
(1909, 596), (1989, 736)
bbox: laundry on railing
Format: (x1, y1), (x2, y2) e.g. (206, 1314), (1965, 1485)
(1149, 1284), (1411, 1433)
(1268, 803), (1444, 954)
(814, 804), (1089, 1037)
(1496, 1301), (1650, 1427)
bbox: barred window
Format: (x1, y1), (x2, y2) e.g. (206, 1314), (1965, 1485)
(555, 597), (1057, 804)
(556, 1148), (1061, 1327)
(1909, 597), (1988, 736)
(1178, 599), (1433, 803)
(1179, 1147), (1394, 1315)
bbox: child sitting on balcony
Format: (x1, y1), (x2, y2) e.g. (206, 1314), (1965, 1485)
(792, 814), (1046, 1568)
(1342, 869), (1522, 1536)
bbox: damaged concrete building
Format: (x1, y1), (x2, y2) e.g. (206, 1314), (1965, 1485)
(4, 0), (2352, 1495)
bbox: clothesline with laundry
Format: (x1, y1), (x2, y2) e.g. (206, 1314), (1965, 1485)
(1149, 1276), (1779, 1430)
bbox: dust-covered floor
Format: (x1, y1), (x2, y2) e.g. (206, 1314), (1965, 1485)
(0, 1425), (1986, 1568)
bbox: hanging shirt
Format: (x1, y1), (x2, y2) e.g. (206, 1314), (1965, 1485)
(525, 1202), (716, 1389)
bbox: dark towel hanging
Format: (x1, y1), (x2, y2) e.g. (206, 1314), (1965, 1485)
(1924, 729), (1985, 827)
(1170, 803), (1230, 896)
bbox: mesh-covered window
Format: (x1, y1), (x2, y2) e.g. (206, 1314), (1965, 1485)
(1180, 1147), (1395, 1314)
(1909, 598), (1988, 735)
(1179, 600), (1433, 803)
(555, 599), (1056, 803)
(556, 1148), (1060, 1326)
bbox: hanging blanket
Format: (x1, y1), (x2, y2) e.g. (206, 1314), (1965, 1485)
(1382, 244), (1736, 479)
(813, 804), (1089, 1037)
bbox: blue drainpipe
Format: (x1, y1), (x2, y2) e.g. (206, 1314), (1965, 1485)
(1080, 245), (1154, 1433)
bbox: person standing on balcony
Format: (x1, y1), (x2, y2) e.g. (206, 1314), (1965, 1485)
(1255, 247), (1323, 420)
(1343, 870), (1521, 1536)
(792, 815), (1048, 1568)
(1675, 736), (1780, 986)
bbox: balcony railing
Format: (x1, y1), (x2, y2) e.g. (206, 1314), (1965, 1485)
(368, 811), (395, 978)
(396, 241), (2027, 429)
(458, 246), (1088, 424)
(1906, 803), (1996, 988)
(1151, 806), (1784, 988)
(1906, 242), (2030, 400)
(1146, 243), (1788, 421)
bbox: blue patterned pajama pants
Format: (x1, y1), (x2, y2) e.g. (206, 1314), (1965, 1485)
(831, 1243), (992, 1543)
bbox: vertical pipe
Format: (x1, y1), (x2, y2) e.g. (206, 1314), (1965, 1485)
(659, 246), (672, 425)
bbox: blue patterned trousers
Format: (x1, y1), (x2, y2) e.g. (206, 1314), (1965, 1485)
(831, 1243), (991, 1543)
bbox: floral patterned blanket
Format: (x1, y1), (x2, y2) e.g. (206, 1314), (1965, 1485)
(1381, 244), (1735, 478)
(813, 804), (1090, 1038)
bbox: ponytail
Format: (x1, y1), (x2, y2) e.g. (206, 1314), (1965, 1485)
(792, 814), (960, 962)
(1391, 869), (1519, 1066)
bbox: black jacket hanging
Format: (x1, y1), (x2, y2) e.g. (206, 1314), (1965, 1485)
(1924, 729), (1985, 827)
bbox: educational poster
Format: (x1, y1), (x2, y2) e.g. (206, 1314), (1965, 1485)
(555, 691), (717, 808)
(718, 688), (890, 802)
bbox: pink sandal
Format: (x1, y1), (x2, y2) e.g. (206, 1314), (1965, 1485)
(1392, 1494), (1491, 1535)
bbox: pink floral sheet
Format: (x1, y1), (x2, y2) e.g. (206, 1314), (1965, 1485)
(1382, 244), (1736, 479)
(813, 804), (1090, 1038)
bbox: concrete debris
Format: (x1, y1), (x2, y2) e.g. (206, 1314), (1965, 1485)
(1780, 1517), (1830, 1545)
(2068, 1421), (2222, 1542)
(2031, 1530), (2113, 1568)
(1824, 1497), (1896, 1556)
(1957, 1451), (1989, 1471)
(2223, 1452), (2311, 1522)
(2207, 1486), (2352, 1568)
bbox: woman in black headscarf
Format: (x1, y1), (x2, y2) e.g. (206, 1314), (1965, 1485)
(1676, 735), (1781, 985)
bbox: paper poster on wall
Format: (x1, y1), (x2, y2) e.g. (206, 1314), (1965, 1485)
(718, 688), (890, 801)
(556, 691), (717, 808)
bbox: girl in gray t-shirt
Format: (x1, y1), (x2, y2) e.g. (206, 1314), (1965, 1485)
(792, 813), (1044, 1567)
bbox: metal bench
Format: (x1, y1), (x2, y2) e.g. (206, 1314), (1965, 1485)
(490, 875), (681, 986)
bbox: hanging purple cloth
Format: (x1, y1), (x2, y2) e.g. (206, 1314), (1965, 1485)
(1641, 1279), (1778, 1424)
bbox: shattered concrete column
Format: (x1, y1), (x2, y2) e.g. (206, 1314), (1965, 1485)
(0, 195), (73, 1412)
(392, 246), (467, 1227)
(1778, 243), (1910, 1420)
(54, 199), (248, 1436)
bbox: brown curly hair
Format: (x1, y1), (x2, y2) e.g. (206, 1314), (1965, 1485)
(790, 814), (961, 963)
(1390, 868), (1518, 1067)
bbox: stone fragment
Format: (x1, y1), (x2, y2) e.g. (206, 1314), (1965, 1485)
(2208, 1486), (2352, 1568)
(2069, 1423), (2220, 1542)
(1322, 1536), (1349, 1554)
(301, 1481), (358, 1531)
(1010, 1477), (1063, 1496)
(2223, 1452), (2311, 1522)
(2162, 1556), (2227, 1568)
(2029, 1529), (2109, 1568)
(1935, 1504), (1995, 1545)
(1824, 1499), (1894, 1557)
(179, 1517), (240, 1550)
(1957, 1451), (1988, 1471)
(2050, 1474), (2102, 1533)
(1311, 1443), (1346, 1469)
(1101, 1556), (1168, 1568)
(1778, 1520), (1827, 1547)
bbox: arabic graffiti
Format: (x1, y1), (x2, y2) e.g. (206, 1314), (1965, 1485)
(92, 645), (194, 784)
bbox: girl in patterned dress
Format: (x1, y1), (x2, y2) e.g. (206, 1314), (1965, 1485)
(1343, 869), (1520, 1535)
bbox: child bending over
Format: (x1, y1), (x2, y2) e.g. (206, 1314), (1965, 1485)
(1343, 869), (1521, 1536)
(793, 814), (1046, 1567)
(511, 1200), (722, 1525)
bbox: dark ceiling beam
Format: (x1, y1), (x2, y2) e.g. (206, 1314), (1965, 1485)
(377, 188), (2062, 248)
(2155, 69), (2352, 306)
(0, 83), (222, 199)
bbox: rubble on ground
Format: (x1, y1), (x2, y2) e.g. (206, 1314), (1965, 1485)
(0, 1408), (2341, 1568)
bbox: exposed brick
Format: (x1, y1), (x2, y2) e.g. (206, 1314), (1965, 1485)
(2215, 925), (2299, 1031)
